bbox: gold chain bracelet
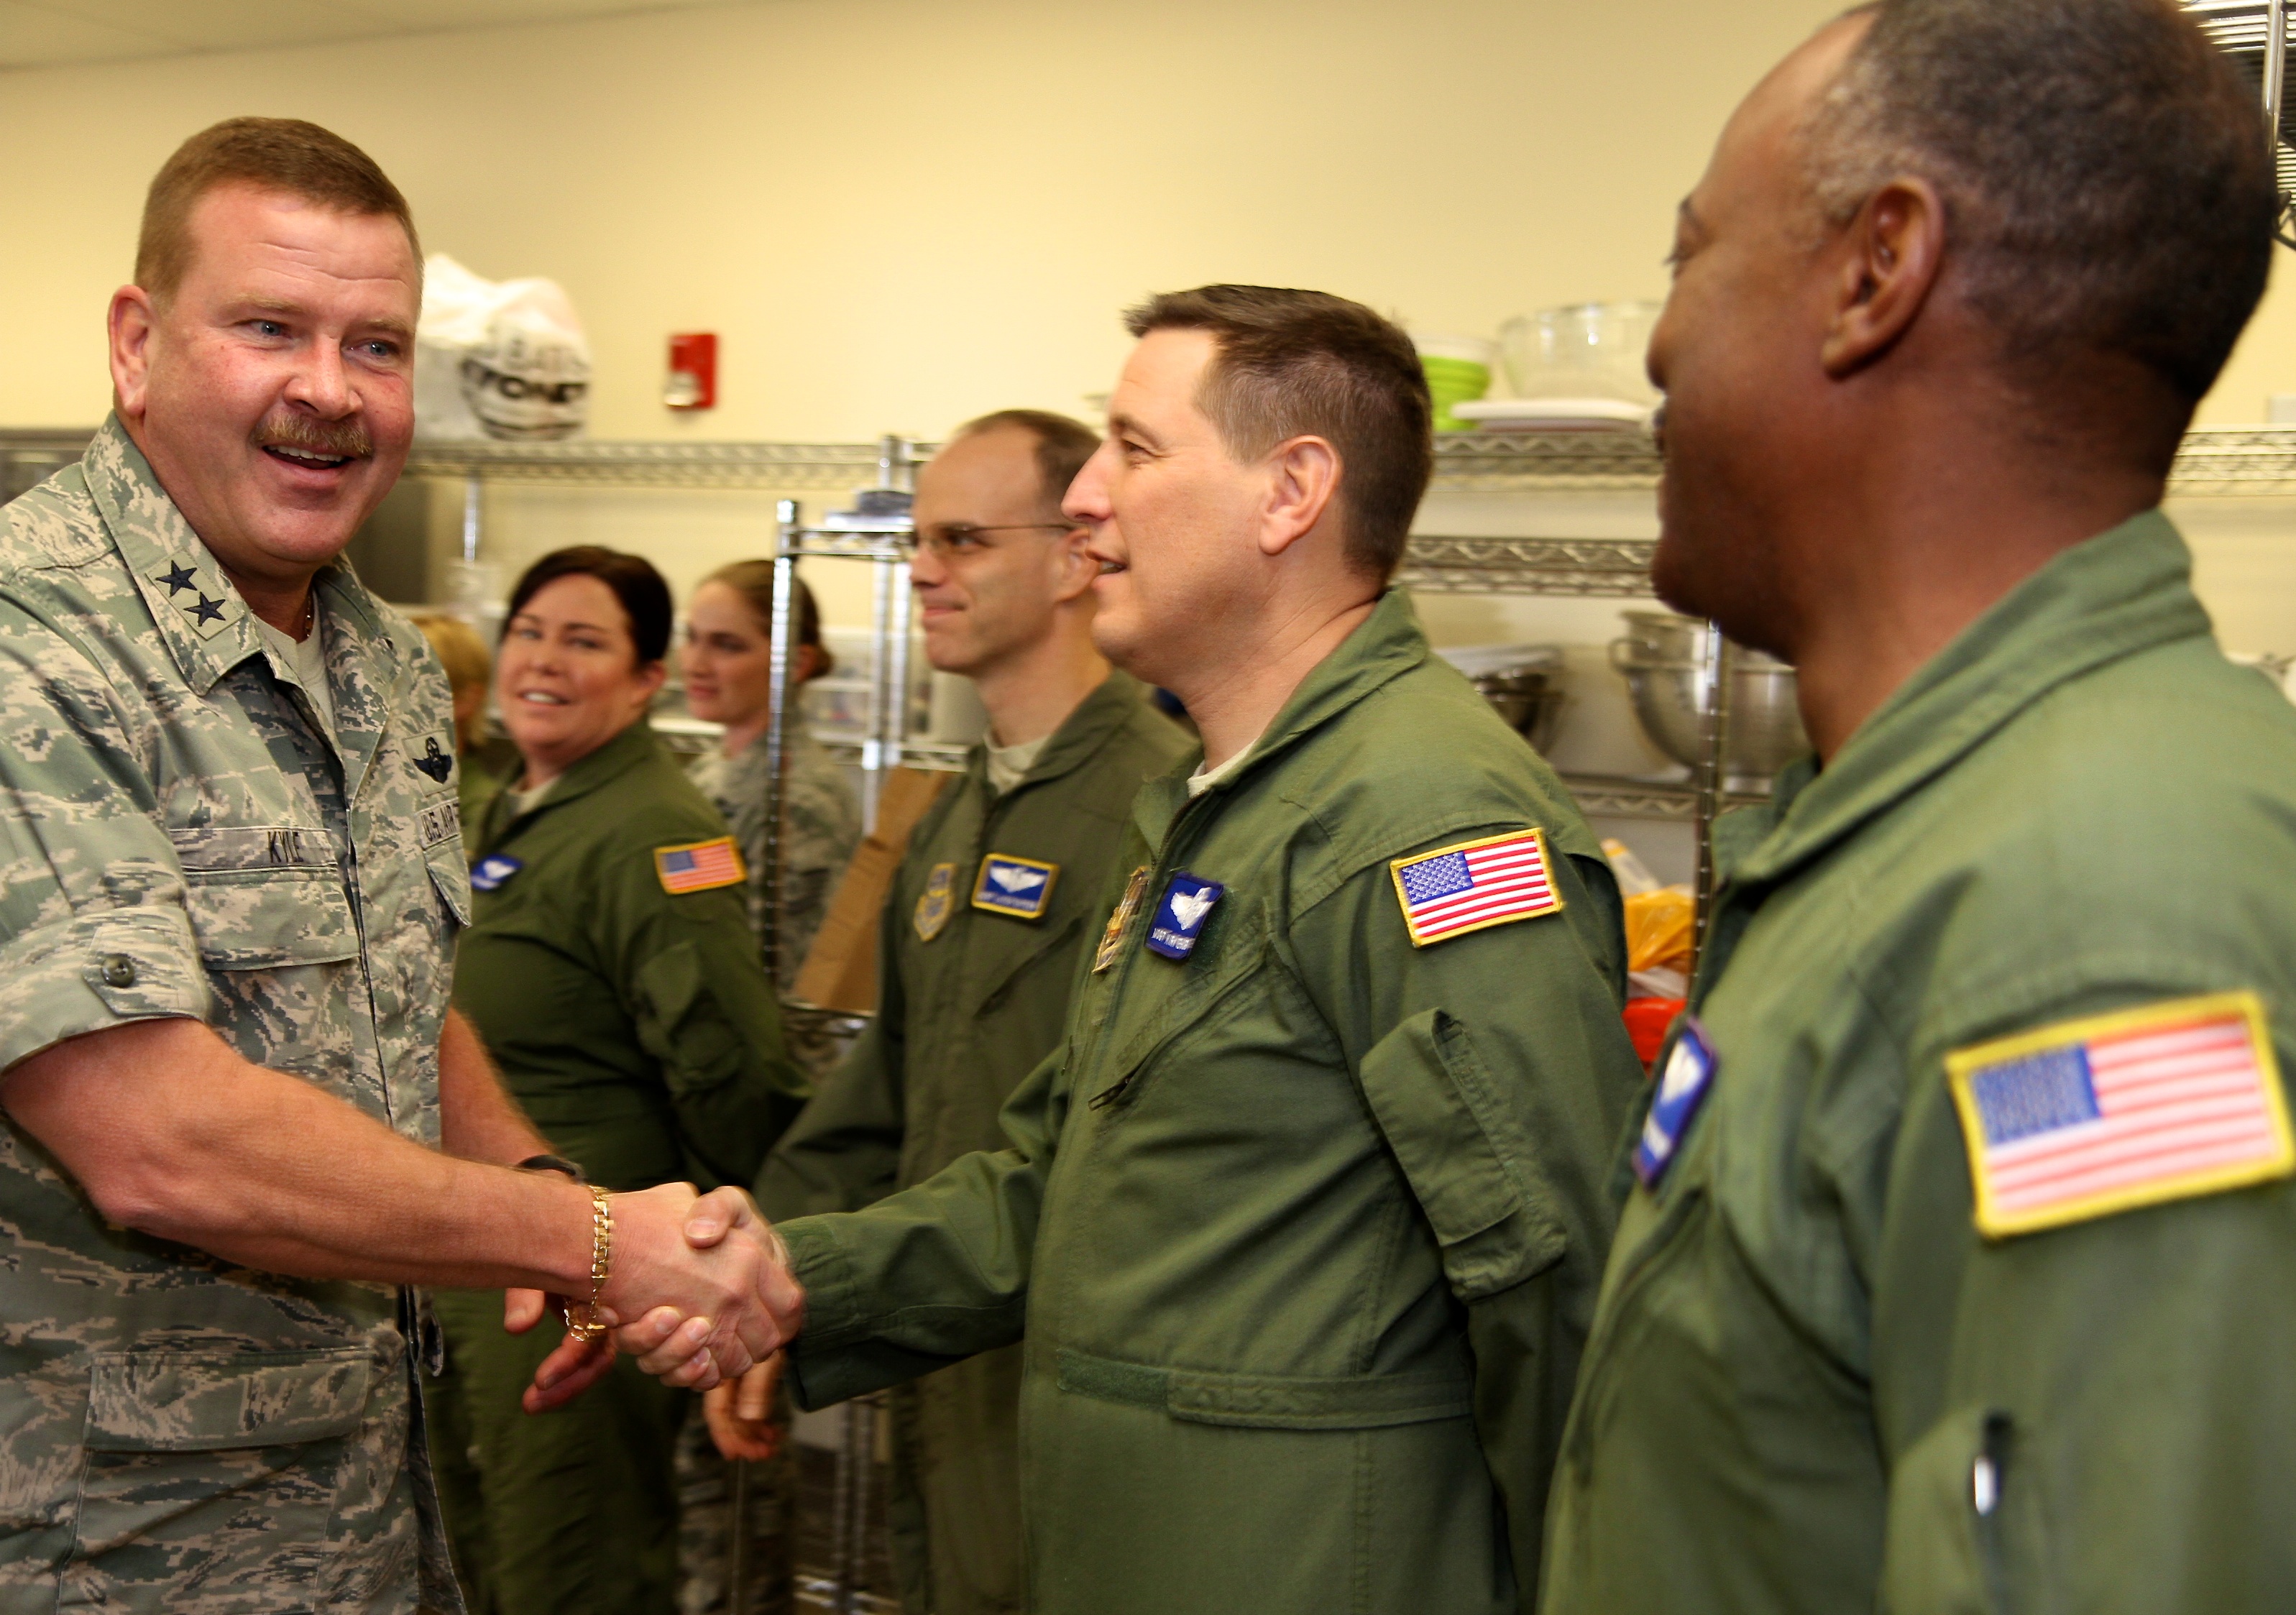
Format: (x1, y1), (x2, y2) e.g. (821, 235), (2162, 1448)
(563, 1186), (615, 1343)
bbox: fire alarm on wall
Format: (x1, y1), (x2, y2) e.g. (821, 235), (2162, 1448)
(665, 333), (717, 410)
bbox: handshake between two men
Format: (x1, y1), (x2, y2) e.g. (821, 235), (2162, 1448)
(515, 1182), (804, 1413)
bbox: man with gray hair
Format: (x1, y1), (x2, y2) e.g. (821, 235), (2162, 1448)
(1543, 3), (2296, 1611)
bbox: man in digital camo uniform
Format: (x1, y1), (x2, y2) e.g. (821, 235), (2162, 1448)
(0, 119), (794, 1614)
(730, 411), (1188, 1615)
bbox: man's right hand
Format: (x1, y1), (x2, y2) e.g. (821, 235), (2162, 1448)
(525, 1184), (804, 1410)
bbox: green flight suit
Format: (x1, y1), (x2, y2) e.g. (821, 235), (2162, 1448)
(427, 720), (807, 1615)
(1542, 511), (2296, 1613)
(776, 592), (1644, 1615)
(756, 670), (1188, 1615)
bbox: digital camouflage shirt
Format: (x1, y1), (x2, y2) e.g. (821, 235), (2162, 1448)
(686, 722), (861, 993)
(0, 418), (469, 1614)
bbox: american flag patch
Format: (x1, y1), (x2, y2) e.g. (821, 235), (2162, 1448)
(654, 836), (747, 896)
(1947, 990), (2295, 1239)
(1388, 828), (1563, 947)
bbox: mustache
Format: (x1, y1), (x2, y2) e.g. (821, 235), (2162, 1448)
(254, 414), (373, 459)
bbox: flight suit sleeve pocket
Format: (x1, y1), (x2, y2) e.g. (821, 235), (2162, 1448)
(84, 1347), (375, 1452)
(1880, 1406), (2020, 1615)
(1356, 1008), (1566, 1300)
(635, 938), (741, 1095)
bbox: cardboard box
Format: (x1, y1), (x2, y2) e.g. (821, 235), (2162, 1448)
(790, 766), (950, 1015)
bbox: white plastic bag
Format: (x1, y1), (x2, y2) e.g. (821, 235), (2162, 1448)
(415, 254), (591, 441)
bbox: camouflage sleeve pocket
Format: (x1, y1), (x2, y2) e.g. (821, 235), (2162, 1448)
(83, 1345), (375, 1452)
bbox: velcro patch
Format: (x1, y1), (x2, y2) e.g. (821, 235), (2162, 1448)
(1390, 829), (1563, 947)
(973, 854), (1058, 921)
(655, 837), (747, 896)
(1947, 990), (2295, 1239)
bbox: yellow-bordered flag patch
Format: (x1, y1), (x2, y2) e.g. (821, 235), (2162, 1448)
(1390, 828), (1562, 947)
(655, 836), (746, 895)
(1947, 990), (2295, 1239)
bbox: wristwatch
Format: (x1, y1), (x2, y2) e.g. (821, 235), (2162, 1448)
(516, 1153), (587, 1184)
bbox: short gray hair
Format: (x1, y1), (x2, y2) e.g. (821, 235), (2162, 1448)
(1801, 0), (2273, 402)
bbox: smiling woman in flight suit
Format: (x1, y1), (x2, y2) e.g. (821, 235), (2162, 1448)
(424, 546), (808, 1615)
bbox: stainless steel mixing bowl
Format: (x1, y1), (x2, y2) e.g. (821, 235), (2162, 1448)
(1469, 664), (1566, 753)
(1609, 611), (1809, 786)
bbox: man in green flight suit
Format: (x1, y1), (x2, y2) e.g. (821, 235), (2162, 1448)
(1540, 4), (2296, 1611)
(713, 410), (1187, 1615)
(597, 288), (1645, 1614)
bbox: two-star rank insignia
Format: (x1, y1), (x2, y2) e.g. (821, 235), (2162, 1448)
(414, 737), (454, 783)
(914, 862), (956, 941)
(155, 562), (199, 595)
(188, 594), (226, 626)
(972, 855), (1058, 921)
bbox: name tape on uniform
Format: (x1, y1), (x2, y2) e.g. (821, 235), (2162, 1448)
(1390, 828), (1562, 948)
(1146, 873), (1223, 960)
(417, 800), (459, 849)
(914, 862), (957, 941)
(1947, 990), (2295, 1239)
(973, 854), (1059, 921)
(470, 853), (523, 893)
(1634, 1017), (1717, 1189)
(655, 836), (746, 896)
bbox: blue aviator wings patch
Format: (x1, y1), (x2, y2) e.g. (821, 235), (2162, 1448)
(469, 854), (524, 893)
(1633, 1018), (1717, 1188)
(1144, 873), (1224, 960)
(972, 854), (1059, 920)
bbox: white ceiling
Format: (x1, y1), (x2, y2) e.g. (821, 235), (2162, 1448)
(0, 0), (740, 71)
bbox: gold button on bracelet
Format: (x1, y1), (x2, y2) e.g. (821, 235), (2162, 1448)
(564, 1186), (615, 1343)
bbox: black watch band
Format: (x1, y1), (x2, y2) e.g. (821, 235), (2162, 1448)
(515, 1154), (587, 1184)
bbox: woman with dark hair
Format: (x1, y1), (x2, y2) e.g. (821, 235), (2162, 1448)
(425, 546), (808, 1615)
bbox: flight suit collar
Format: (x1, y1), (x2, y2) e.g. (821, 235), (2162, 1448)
(479, 717), (663, 848)
(83, 414), (426, 801)
(1720, 508), (2211, 898)
(1130, 586), (1428, 848)
(990, 668), (1156, 797)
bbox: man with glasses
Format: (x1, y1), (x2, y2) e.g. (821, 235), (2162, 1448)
(709, 409), (1186, 1615)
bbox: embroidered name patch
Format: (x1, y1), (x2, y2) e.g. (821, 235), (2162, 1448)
(469, 854), (523, 893)
(1390, 828), (1562, 947)
(1145, 873), (1223, 960)
(655, 837), (746, 896)
(914, 862), (956, 941)
(1947, 990), (2295, 1239)
(1634, 1017), (1717, 1189)
(418, 801), (460, 849)
(973, 854), (1058, 921)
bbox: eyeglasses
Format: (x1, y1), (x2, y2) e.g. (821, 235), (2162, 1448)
(898, 522), (1080, 559)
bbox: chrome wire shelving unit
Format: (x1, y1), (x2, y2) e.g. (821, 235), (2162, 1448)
(1425, 424), (2296, 493)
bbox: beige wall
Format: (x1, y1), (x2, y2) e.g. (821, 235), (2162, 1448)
(9, 0), (2288, 440)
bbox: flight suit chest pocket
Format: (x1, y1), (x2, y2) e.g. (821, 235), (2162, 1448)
(168, 825), (357, 970)
(1356, 1008), (1566, 1300)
